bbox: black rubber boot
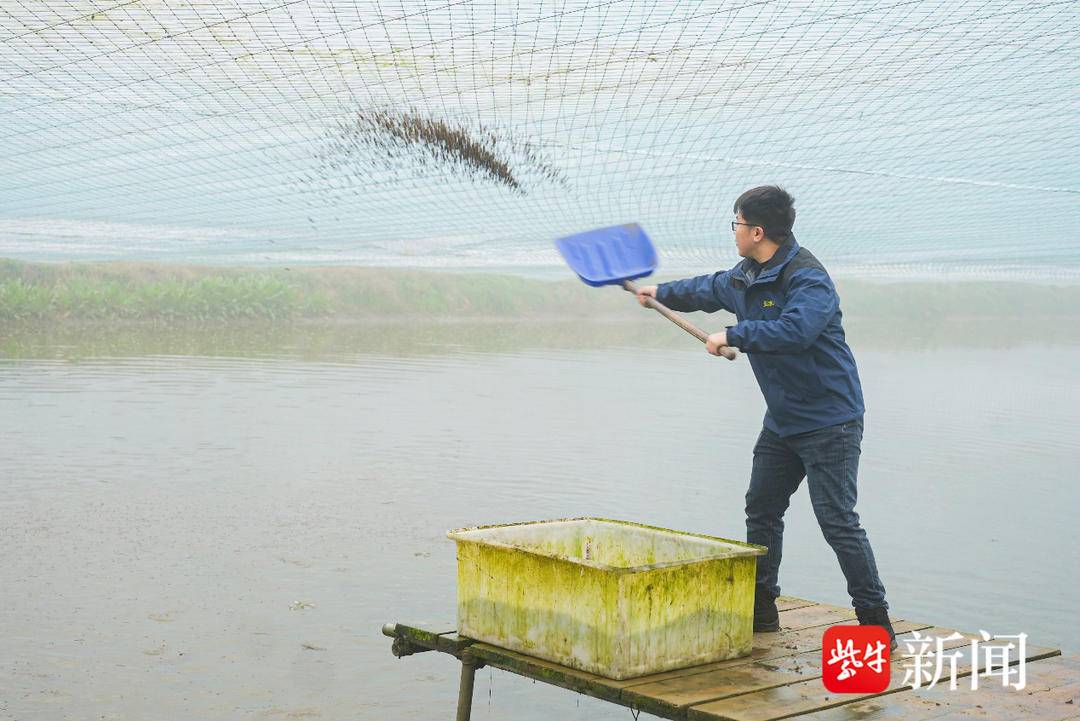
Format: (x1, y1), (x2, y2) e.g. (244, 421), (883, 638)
(753, 587), (780, 632)
(856, 606), (898, 651)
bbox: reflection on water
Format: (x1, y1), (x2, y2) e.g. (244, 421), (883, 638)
(1, 320), (1077, 720)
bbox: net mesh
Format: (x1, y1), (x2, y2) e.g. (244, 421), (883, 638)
(2, 1), (1078, 278)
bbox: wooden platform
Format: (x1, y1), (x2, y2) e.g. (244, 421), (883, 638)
(383, 596), (1076, 721)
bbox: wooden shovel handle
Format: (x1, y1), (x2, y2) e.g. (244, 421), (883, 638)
(622, 280), (737, 361)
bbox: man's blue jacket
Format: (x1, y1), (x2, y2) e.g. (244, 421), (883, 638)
(657, 235), (864, 437)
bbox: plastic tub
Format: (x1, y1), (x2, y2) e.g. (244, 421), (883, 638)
(447, 517), (766, 679)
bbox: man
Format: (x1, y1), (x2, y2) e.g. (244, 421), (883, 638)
(636, 185), (897, 649)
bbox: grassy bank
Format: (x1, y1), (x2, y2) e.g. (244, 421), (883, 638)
(0, 258), (630, 323)
(1, 257), (1079, 329)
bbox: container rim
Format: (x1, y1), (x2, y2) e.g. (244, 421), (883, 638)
(446, 516), (767, 574)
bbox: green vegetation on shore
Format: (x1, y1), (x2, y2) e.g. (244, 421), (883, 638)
(0, 269), (319, 322)
(1, 257), (1078, 330)
(0, 258), (627, 323)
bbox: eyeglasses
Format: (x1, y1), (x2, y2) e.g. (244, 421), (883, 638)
(731, 221), (760, 232)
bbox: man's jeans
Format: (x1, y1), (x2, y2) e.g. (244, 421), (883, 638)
(745, 417), (889, 610)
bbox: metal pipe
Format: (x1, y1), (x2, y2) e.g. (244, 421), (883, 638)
(455, 652), (479, 721)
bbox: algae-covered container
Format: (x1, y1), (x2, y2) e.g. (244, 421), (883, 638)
(447, 517), (767, 679)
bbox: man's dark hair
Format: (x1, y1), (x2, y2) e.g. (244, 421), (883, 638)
(733, 185), (796, 242)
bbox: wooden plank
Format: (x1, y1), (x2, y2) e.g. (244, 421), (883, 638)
(796, 654), (1080, 721)
(620, 620), (931, 719)
(776, 603), (858, 632)
(776, 596), (820, 612)
(461, 615), (931, 721)
(468, 642), (630, 707)
(389, 623), (474, 656)
(796, 682), (1080, 721)
(686, 630), (1061, 721)
(682, 626), (1036, 721)
(388, 622), (456, 637)
(388, 616), (1071, 721)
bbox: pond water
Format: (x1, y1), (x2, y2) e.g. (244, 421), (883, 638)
(2, 320), (1077, 720)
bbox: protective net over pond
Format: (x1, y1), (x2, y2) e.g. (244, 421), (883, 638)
(1, 1), (1078, 279)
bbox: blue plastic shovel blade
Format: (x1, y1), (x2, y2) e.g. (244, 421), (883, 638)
(555, 223), (658, 287)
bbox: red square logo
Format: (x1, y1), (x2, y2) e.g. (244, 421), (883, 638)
(821, 625), (891, 693)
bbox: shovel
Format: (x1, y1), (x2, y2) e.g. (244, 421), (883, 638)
(555, 223), (736, 360)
